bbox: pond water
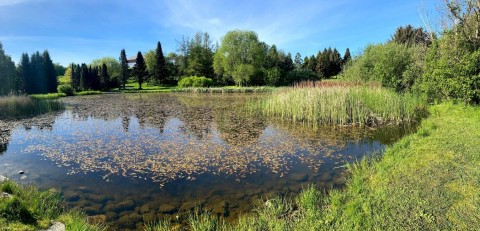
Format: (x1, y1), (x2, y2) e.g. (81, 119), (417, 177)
(0, 93), (413, 230)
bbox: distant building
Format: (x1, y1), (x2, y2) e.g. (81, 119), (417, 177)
(127, 56), (136, 67)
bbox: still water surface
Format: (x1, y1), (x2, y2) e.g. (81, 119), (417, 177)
(0, 94), (412, 230)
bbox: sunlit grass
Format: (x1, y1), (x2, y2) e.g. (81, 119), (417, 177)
(257, 86), (426, 127)
(75, 91), (103, 96)
(173, 86), (276, 93)
(0, 180), (102, 231)
(30, 93), (67, 100)
(0, 95), (64, 119)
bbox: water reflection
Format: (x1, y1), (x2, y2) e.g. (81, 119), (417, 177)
(0, 93), (415, 230)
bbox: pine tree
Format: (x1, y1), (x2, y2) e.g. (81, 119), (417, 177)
(294, 53), (303, 70)
(100, 63), (109, 90)
(343, 48), (352, 65)
(154, 41), (168, 84)
(42, 50), (57, 93)
(133, 51), (147, 90)
(80, 63), (88, 91)
(17, 53), (31, 94)
(30, 52), (46, 94)
(119, 49), (128, 89)
(0, 43), (16, 95)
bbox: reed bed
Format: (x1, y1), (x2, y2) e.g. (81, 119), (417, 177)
(0, 95), (64, 119)
(257, 86), (426, 126)
(173, 86), (275, 93)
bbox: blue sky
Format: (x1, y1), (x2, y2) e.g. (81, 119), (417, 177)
(0, 0), (440, 66)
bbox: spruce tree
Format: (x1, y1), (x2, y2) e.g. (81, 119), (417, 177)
(119, 49), (129, 89)
(133, 51), (147, 90)
(80, 63), (88, 91)
(30, 52), (46, 94)
(154, 41), (168, 84)
(42, 50), (57, 93)
(0, 43), (16, 95)
(100, 63), (109, 90)
(18, 53), (31, 94)
(343, 48), (352, 65)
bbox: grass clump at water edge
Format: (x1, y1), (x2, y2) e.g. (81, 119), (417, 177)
(257, 86), (426, 126)
(0, 180), (103, 231)
(0, 95), (64, 119)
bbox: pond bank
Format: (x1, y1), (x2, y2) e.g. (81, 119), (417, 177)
(149, 102), (480, 230)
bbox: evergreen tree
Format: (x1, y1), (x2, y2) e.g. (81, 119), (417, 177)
(71, 64), (81, 91)
(80, 63), (88, 91)
(30, 52), (46, 94)
(0, 43), (16, 95)
(294, 53), (303, 70)
(154, 41), (168, 84)
(316, 49), (328, 78)
(17, 53), (31, 94)
(343, 48), (352, 65)
(119, 49), (128, 89)
(100, 63), (110, 90)
(133, 51), (147, 90)
(42, 50), (57, 93)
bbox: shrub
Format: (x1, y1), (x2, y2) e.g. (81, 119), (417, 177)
(57, 84), (74, 96)
(178, 76), (213, 88)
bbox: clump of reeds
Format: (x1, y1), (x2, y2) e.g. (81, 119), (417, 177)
(0, 95), (64, 119)
(173, 87), (275, 93)
(256, 86), (426, 127)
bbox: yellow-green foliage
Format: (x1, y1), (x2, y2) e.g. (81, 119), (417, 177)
(258, 86), (426, 126)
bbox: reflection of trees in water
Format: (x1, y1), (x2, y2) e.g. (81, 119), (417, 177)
(64, 94), (180, 134)
(176, 94), (267, 145)
(0, 126), (10, 154)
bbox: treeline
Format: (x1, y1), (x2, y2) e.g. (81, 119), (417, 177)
(341, 0), (480, 104)
(0, 44), (57, 95)
(69, 63), (112, 91)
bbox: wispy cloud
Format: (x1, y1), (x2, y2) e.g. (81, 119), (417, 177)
(0, 0), (42, 7)
(159, 0), (347, 47)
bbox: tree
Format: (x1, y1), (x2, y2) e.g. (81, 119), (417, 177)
(0, 42), (16, 95)
(30, 52), (46, 94)
(42, 50), (58, 93)
(294, 52), (303, 70)
(177, 32), (215, 79)
(17, 53), (30, 94)
(119, 49), (129, 89)
(154, 41), (168, 84)
(343, 48), (352, 65)
(214, 30), (266, 86)
(70, 64), (81, 91)
(390, 25), (431, 47)
(100, 63), (110, 90)
(133, 51), (148, 90)
(90, 57), (121, 79)
(54, 63), (66, 76)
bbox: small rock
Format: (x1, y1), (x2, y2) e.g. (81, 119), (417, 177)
(18, 171), (24, 175)
(46, 221), (65, 231)
(0, 175), (8, 182)
(1, 192), (13, 199)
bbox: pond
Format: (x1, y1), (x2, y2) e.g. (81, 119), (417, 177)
(0, 93), (413, 230)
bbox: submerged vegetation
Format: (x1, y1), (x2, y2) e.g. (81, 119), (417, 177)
(257, 83), (426, 127)
(0, 95), (64, 119)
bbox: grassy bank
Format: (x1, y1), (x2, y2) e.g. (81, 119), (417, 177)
(0, 180), (101, 231)
(153, 102), (479, 230)
(0, 95), (64, 119)
(257, 86), (426, 126)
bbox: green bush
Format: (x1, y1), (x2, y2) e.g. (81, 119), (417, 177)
(178, 76), (213, 88)
(342, 43), (424, 92)
(57, 84), (74, 96)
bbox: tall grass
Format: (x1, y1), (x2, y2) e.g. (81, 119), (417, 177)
(257, 86), (426, 127)
(0, 95), (64, 119)
(173, 86), (275, 93)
